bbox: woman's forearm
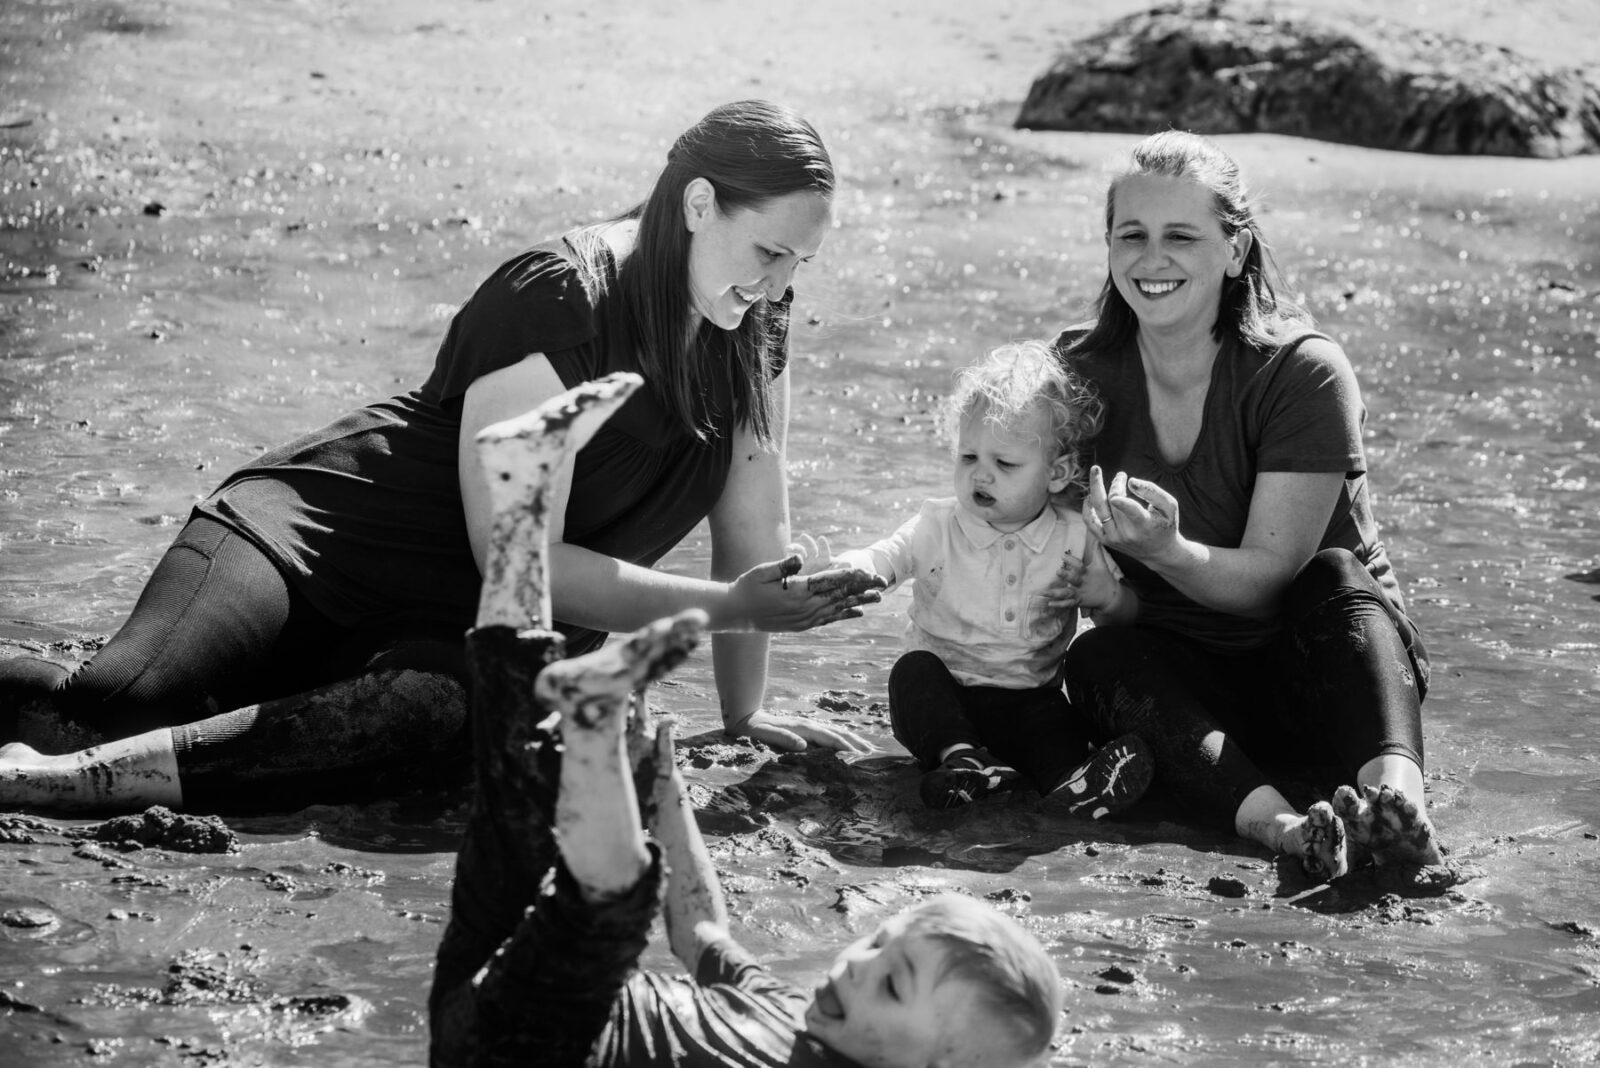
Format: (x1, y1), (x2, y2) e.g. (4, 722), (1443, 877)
(548, 542), (742, 633)
(712, 631), (769, 731)
(1140, 537), (1294, 620)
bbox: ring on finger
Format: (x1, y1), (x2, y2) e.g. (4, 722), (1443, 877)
(1098, 511), (1113, 524)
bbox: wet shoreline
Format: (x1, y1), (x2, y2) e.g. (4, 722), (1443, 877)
(5, 0), (1600, 1063)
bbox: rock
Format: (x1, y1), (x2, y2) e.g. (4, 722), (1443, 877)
(1207, 874), (1250, 898)
(88, 805), (239, 854)
(1015, 0), (1600, 158)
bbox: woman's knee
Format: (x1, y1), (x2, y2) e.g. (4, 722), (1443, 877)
(1062, 625), (1152, 685)
(1285, 548), (1373, 614)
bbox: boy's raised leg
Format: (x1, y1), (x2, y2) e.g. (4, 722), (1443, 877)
(430, 375), (642, 1065)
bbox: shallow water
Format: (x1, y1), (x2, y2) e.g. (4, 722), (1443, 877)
(4, 1), (1600, 1064)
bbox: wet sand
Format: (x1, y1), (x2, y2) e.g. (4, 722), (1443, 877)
(4, 1), (1600, 1064)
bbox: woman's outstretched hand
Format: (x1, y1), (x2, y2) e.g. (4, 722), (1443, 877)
(1086, 464), (1181, 563)
(727, 709), (875, 753)
(726, 553), (885, 633)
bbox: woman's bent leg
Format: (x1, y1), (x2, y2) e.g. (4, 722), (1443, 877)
(1276, 549), (1426, 774)
(1063, 625), (1268, 822)
(0, 517), (304, 750)
(1277, 550), (1442, 866)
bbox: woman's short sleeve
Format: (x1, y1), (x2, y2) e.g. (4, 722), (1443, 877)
(420, 246), (600, 406)
(1253, 335), (1365, 475)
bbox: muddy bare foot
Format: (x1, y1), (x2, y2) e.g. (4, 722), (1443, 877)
(1286, 800), (1348, 882)
(535, 611), (707, 730)
(1333, 783), (1444, 868)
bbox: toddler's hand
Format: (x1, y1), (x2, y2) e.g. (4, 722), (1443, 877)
(1042, 552), (1086, 610)
(786, 532), (837, 576)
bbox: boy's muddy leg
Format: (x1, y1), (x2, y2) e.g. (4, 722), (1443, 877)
(1333, 783), (1444, 868)
(545, 611), (706, 902)
(472, 371), (642, 631)
(432, 373), (649, 1046)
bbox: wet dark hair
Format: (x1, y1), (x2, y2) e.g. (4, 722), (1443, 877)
(579, 100), (833, 444)
(1071, 129), (1313, 357)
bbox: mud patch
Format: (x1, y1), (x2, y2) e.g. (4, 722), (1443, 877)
(74, 805), (240, 854)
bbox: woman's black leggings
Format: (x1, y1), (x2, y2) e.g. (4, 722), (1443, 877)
(1062, 549), (1428, 826)
(0, 516), (466, 802)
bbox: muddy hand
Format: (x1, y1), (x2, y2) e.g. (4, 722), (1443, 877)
(731, 556), (884, 632)
(1086, 465), (1179, 561)
(473, 372), (643, 630)
(535, 610), (707, 729)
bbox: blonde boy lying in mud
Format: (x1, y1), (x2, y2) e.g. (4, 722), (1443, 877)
(794, 340), (1151, 817)
(429, 376), (1063, 1068)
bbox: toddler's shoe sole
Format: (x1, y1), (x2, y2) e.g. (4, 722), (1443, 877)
(1043, 734), (1153, 819)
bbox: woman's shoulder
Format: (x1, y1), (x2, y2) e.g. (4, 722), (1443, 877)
(484, 229), (615, 307)
(1051, 320), (1095, 350)
(1262, 331), (1357, 384)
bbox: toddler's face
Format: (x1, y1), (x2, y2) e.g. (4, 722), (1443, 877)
(952, 403), (1067, 532)
(803, 912), (983, 1068)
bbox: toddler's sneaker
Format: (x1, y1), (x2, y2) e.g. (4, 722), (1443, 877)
(1043, 733), (1153, 819)
(919, 746), (1022, 809)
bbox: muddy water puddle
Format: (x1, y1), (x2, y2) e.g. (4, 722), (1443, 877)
(6, 0), (1600, 1063)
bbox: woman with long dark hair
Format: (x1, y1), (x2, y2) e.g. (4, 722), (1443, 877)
(0, 100), (881, 812)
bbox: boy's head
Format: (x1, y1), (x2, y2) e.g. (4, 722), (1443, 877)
(944, 339), (1103, 532)
(804, 893), (1063, 1068)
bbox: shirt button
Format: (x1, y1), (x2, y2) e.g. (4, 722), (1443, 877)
(1006, 574), (1017, 585)
(1004, 609), (1016, 622)
(1004, 539), (1016, 550)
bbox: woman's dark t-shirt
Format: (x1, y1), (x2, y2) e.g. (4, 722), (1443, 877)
(1061, 329), (1409, 654)
(196, 235), (776, 655)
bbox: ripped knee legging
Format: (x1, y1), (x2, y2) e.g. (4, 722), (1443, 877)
(1062, 548), (1428, 825)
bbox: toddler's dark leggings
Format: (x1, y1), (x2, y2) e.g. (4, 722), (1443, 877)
(1062, 548), (1428, 826)
(889, 650), (1095, 794)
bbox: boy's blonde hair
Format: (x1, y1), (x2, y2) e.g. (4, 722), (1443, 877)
(943, 339), (1103, 501)
(903, 893), (1063, 1067)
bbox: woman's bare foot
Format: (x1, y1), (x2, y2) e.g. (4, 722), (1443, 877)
(1333, 783), (1444, 868)
(1282, 800), (1348, 882)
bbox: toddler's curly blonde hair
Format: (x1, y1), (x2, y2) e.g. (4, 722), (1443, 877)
(943, 338), (1104, 501)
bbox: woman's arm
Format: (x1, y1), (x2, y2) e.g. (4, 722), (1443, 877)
(705, 370), (874, 752)
(1089, 466), (1346, 620)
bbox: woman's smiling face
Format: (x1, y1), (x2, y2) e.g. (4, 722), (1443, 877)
(684, 182), (831, 331)
(1106, 172), (1249, 337)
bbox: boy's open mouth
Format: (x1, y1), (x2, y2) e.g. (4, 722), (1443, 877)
(812, 980), (844, 1019)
